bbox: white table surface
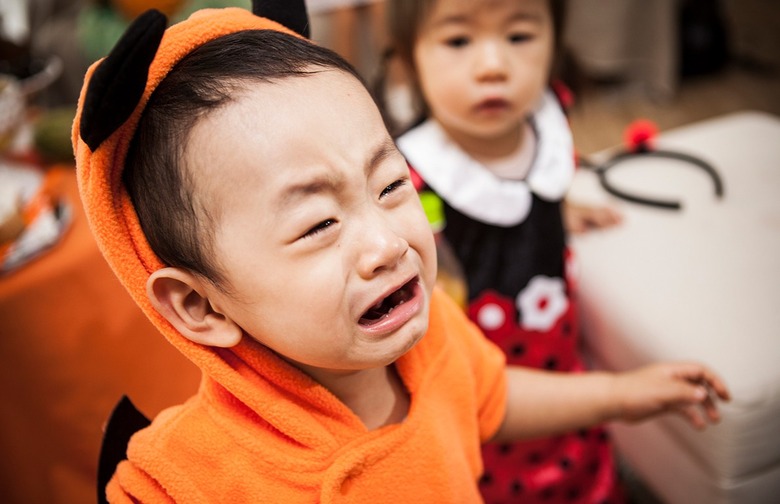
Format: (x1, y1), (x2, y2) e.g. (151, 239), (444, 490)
(569, 111), (780, 502)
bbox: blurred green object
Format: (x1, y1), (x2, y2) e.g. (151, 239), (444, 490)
(34, 106), (77, 164)
(419, 190), (445, 233)
(78, 0), (252, 63)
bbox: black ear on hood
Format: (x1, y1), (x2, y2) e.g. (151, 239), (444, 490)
(79, 9), (167, 151)
(252, 0), (310, 38)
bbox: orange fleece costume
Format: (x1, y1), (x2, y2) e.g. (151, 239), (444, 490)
(72, 2), (508, 502)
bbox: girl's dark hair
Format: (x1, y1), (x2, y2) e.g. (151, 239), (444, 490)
(374, 0), (571, 137)
(123, 30), (363, 287)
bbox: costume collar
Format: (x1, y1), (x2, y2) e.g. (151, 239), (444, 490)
(397, 90), (574, 227)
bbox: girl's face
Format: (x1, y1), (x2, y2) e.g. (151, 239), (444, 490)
(412, 0), (554, 156)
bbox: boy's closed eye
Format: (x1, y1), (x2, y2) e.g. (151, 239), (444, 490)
(380, 178), (408, 198)
(297, 178), (409, 241)
(301, 219), (338, 240)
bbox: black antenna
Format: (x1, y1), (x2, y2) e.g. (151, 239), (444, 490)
(251, 0), (310, 38)
(80, 10), (167, 151)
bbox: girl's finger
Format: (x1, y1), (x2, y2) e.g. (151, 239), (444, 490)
(701, 390), (721, 423)
(678, 404), (706, 430)
(676, 363), (731, 401)
(702, 369), (731, 401)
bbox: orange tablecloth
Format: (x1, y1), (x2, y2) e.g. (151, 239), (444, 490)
(0, 167), (201, 503)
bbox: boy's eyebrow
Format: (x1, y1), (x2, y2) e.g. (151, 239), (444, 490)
(365, 137), (399, 177)
(276, 138), (399, 211)
(277, 175), (342, 211)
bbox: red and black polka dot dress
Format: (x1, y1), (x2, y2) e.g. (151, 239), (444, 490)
(443, 194), (623, 504)
(397, 90), (625, 504)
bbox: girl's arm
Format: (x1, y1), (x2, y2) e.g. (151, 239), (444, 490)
(563, 199), (623, 234)
(492, 362), (731, 442)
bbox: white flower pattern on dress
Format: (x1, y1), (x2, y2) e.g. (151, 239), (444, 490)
(516, 275), (569, 332)
(477, 302), (506, 331)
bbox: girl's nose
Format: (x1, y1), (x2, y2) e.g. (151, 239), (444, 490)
(356, 219), (409, 279)
(475, 39), (509, 82)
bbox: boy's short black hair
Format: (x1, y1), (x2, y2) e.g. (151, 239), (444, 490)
(123, 30), (363, 287)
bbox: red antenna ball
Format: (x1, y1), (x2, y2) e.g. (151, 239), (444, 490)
(624, 119), (659, 153)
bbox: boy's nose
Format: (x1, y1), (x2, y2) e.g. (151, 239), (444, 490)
(356, 222), (409, 279)
(474, 40), (509, 82)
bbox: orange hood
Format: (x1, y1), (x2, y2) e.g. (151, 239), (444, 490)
(70, 6), (339, 424)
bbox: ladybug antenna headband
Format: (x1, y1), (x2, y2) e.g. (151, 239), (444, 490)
(581, 119), (725, 211)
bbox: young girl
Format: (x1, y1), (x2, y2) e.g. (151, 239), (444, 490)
(381, 0), (626, 502)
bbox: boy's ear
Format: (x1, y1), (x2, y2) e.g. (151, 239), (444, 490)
(147, 268), (242, 348)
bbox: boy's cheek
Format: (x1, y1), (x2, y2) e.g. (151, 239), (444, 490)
(397, 199), (437, 267)
(418, 230), (439, 291)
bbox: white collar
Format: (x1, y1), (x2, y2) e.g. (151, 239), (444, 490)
(397, 90), (574, 226)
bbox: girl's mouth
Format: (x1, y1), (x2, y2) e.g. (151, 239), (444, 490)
(359, 277), (418, 327)
(475, 98), (510, 114)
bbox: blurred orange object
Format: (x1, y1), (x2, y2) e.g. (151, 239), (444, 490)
(111, 0), (187, 19)
(0, 167), (200, 503)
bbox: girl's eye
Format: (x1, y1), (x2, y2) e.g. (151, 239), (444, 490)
(302, 219), (336, 239)
(445, 36), (470, 48)
(508, 33), (532, 44)
(380, 178), (407, 198)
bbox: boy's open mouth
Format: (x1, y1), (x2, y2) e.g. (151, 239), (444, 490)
(359, 278), (418, 326)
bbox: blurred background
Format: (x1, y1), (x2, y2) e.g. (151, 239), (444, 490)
(2, 0), (778, 158)
(1, 0), (778, 503)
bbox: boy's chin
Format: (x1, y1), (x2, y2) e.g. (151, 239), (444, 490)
(396, 317), (429, 356)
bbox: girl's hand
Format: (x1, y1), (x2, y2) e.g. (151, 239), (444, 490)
(563, 201), (622, 234)
(611, 362), (731, 429)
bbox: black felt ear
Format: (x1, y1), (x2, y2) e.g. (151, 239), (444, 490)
(80, 10), (167, 151)
(252, 0), (310, 38)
